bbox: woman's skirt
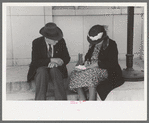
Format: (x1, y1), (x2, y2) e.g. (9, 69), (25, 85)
(69, 67), (108, 91)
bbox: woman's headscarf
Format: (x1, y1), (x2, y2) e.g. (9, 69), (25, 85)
(87, 25), (108, 45)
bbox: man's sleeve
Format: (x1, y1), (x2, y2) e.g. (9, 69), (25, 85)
(60, 39), (71, 65)
(31, 41), (51, 68)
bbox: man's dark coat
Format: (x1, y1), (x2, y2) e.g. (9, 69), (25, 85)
(27, 36), (70, 82)
(85, 38), (125, 101)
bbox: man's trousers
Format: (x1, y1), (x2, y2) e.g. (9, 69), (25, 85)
(34, 66), (67, 100)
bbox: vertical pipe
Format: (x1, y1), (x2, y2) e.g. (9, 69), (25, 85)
(122, 7), (144, 81)
(126, 7), (134, 70)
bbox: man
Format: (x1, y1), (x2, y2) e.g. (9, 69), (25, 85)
(27, 22), (70, 100)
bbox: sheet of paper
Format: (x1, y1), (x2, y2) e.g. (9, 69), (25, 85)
(75, 65), (86, 70)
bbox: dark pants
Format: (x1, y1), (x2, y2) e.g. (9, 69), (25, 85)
(34, 66), (67, 100)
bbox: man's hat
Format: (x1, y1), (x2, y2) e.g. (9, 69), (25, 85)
(39, 22), (63, 41)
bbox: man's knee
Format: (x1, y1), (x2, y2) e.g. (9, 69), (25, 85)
(36, 66), (48, 74)
(49, 67), (63, 79)
(49, 67), (60, 74)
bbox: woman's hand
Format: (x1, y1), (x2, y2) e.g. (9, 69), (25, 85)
(74, 68), (82, 71)
(86, 63), (98, 69)
(84, 61), (90, 67)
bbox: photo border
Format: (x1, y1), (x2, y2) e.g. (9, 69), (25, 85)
(1, 0), (148, 122)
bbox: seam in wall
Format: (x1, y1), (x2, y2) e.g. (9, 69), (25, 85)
(43, 7), (46, 24)
(9, 7), (15, 66)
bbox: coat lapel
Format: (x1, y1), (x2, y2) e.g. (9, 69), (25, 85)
(101, 37), (109, 51)
(98, 37), (110, 60)
(40, 37), (60, 58)
(53, 43), (59, 57)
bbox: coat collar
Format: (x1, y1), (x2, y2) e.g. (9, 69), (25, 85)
(101, 36), (109, 50)
(40, 36), (46, 46)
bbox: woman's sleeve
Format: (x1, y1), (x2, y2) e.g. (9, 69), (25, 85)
(98, 42), (118, 69)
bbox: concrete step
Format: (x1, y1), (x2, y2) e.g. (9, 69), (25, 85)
(6, 62), (77, 83)
(6, 59), (144, 83)
(103, 88), (144, 101)
(6, 79), (79, 101)
(97, 82), (144, 101)
(6, 81), (144, 101)
(6, 79), (69, 94)
(6, 90), (78, 101)
(6, 59), (144, 101)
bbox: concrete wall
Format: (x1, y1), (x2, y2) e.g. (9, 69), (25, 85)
(6, 6), (52, 66)
(6, 6), (144, 66)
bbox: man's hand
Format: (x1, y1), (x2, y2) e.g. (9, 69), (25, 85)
(48, 62), (58, 68)
(51, 58), (64, 66)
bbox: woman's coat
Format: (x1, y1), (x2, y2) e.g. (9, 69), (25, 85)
(85, 38), (125, 101)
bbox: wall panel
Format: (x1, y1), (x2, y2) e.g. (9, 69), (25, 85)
(54, 16), (84, 62)
(6, 6), (53, 66)
(6, 15), (13, 66)
(45, 16), (53, 23)
(133, 15), (142, 58)
(113, 15), (127, 59)
(6, 6), (11, 15)
(6, 6), (144, 66)
(11, 16), (44, 65)
(10, 6), (44, 15)
(45, 6), (53, 23)
(44, 6), (52, 15)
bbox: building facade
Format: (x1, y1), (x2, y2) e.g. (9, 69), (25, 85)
(6, 6), (144, 66)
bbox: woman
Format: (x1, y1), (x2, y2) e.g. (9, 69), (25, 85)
(69, 25), (124, 101)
